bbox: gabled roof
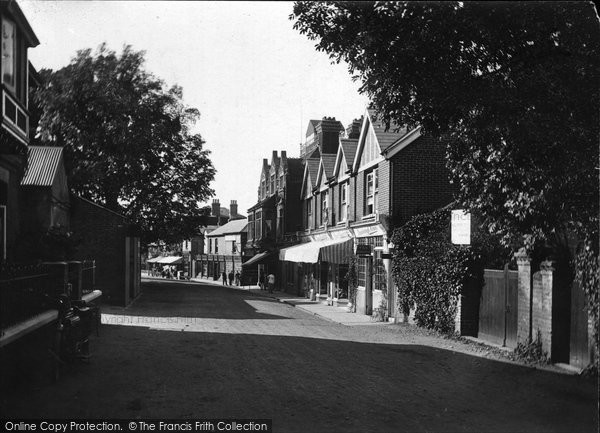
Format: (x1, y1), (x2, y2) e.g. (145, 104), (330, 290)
(366, 108), (408, 152)
(21, 146), (64, 187)
(206, 218), (248, 237)
(353, 108), (410, 172)
(332, 138), (358, 179)
(316, 154), (337, 187)
(300, 157), (321, 198)
(340, 139), (359, 164)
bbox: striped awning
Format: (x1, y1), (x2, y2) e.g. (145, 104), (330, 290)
(147, 256), (182, 264)
(320, 238), (354, 264)
(279, 238), (353, 264)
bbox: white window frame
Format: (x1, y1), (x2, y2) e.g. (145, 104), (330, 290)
(365, 168), (378, 216)
(340, 183), (348, 222)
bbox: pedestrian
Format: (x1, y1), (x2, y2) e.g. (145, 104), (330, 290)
(267, 273), (275, 293)
(258, 271), (265, 290)
(222, 270), (227, 285)
(228, 270), (234, 285)
(303, 274), (309, 298)
(235, 271), (240, 286)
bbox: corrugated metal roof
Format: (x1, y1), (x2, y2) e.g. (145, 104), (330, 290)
(21, 146), (64, 186)
(206, 218), (248, 237)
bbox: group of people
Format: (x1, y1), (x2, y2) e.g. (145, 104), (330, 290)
(151, 265), (179, 279)
(258, 271), (276, 293)
(221, 270), (241, 286)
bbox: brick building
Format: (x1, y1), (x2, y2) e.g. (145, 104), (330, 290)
(70, 195), (141, 306)
(280, 108), (453, 318)
(244, 150), (303, 283)
(197, 218), (247, 282)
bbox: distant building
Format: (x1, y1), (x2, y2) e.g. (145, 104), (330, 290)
(196, 218), (247, 281)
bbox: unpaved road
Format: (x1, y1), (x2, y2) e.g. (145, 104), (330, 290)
(1, 279), (597, 432)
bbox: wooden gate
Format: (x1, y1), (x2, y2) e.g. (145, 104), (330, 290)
(570, 280), (590, 368)
(479, 265), (518, 348)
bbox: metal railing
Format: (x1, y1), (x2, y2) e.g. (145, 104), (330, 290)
(0, 262), (63, 330)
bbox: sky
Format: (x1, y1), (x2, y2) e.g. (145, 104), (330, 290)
(19, 1), (370, 215)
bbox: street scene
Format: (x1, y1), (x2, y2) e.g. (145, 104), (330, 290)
(1, 1), (599, 432)
(3, 278), (598, 432)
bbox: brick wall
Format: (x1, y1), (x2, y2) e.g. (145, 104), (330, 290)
(69, 196), (128, 306)
(378, 160), (390, 216)
(532, 263), (553, 358)
(355, 172), (365, 220)
(390, 135), (453, 227)
(515, 250), (532, 343)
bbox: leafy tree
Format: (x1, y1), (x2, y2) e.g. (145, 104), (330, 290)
(291, 1), (599, 248)
(292, 1), (600, 361)
(33, 44), (215, 244)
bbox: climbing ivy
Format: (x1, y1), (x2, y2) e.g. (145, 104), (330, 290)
(574, 236), (599, 368)
(391, 208), (485, 334)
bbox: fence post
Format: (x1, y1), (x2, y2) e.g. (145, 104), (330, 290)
(515, 248), (532, 343)
(534, 260), (554, 359)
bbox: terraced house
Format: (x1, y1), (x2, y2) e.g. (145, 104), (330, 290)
(279, 108), (453, 319)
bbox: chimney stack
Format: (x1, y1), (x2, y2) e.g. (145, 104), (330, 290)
(229, 200), (238, 219)
(346, 117), (362, 139)
(211, 199), (220, 217)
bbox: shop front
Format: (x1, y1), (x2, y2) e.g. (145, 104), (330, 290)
(279, 237), (353, 301)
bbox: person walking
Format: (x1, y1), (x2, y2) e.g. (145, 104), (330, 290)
(267, 273), (275, 294)
(221, 270), (227, 285)
(228, 270), (234, 285)
(235, 271), (241, 286)
(258, 271), (265, 290)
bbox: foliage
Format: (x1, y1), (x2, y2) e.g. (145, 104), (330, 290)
(512, 331), (549, 365)
(15, 225), (81, 262)
(574, 236), (600, 366)
(32, 44), (216, 244)
(391, 208), (485, 334)
(345, 255), (358, 312)
(291, 1), (599, 249)
(292, 0), (599, 356)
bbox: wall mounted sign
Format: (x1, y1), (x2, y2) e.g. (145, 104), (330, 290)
(451, 210), (471, 245)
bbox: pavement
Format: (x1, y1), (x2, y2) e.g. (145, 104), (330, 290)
(1, 278), (597, 432)
(189, 276), (378, 326)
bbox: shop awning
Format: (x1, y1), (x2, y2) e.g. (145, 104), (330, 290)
(279, 238), (353, 264)
(147, 256), (183, 264)
(242, 251), (272, 267)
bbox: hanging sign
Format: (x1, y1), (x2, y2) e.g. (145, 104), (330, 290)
(355, 244), (372, 256)
(451, 210), (471, 245)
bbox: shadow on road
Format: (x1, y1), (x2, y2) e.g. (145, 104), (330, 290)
(2, 320), (597, 433)
(103, 280), (288, 320)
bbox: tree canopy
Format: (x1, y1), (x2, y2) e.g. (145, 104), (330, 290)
(33, 44), (215, 244)
(291, 1), (600, 251)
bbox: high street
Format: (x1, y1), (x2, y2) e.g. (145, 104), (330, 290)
(2, 279), (597, 433)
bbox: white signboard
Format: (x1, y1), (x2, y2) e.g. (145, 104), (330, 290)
(451, 210), (471, 245)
